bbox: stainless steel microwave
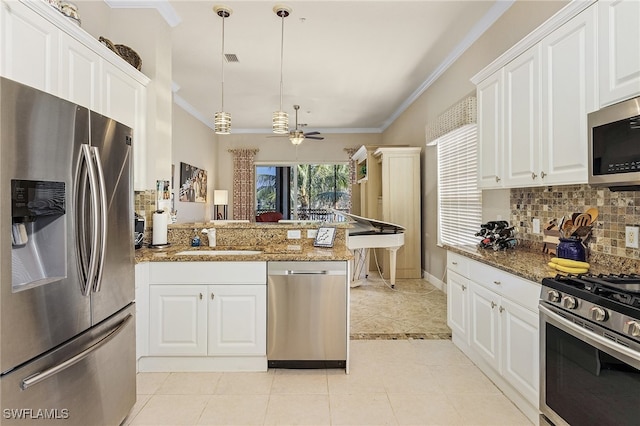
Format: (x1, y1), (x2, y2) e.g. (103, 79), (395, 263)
(588, 96), (640, 189)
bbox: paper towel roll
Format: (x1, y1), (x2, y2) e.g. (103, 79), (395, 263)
(152, 212), (168, 245)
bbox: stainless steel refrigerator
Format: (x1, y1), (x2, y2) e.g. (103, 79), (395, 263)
(0, 77), (136, 425)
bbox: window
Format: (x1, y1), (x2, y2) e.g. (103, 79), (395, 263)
(436, 124), (482, 245)
(256, 164), (350, 220)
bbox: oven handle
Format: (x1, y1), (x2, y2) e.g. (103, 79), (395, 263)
(539, 304), (640, 365)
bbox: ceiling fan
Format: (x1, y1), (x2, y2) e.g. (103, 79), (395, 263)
(272, 105), (324, 145)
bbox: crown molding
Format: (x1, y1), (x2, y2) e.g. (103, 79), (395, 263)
(380, 0), (515, 131)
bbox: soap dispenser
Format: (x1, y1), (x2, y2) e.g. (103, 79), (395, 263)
(191, 229), (201, 247)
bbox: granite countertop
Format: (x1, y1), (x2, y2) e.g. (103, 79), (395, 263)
(444, 244), (614, 284)
(135, 244), (353, 263)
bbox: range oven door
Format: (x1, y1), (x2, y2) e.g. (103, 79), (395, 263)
(539, 304), (640, 426)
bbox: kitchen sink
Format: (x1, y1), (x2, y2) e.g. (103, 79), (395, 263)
(175, 250), (263, 256)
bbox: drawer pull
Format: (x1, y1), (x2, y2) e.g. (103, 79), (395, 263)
(493, 281), (501, 285)
(452, 262), (458, 265)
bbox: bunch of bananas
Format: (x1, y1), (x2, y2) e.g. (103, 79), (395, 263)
(547, 257), (590, 274)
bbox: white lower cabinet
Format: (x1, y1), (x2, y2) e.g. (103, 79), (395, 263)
(149, 284), (266, 357)
(139, 261), (267, 372)
(207, 285), (266, 356)
(447, 251), (540, 424)
(446, 269), (470, 344)
(149, 285), (208, 356)
(469, 282), (501, 371)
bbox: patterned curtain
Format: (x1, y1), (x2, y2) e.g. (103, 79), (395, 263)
(228, 148), (259, 220)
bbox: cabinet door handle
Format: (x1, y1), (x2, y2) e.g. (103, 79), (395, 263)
(452, 261), (458, 265)
(462, 284), (467, 291)
(531, 172), (537, 180)
(541, 171), (546, 179)
(491, 301), (496, 309)
(495, 176), (501, 183)
(199, 293), (203, 300)
(211, 293), (214, 300)
(493, 280), (501, 285)
(499, 306), (505, 313)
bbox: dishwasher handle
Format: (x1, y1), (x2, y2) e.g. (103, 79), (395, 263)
(287, 270), (329, 275)
(269, 270), (346, 276)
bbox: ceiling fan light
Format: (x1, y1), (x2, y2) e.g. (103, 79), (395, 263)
(214, 111), (231, 134)
(290, 130), (304, 145)
(272, 111), (289, 134)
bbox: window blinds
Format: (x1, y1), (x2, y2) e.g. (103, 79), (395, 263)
(436, 124), (482, 246)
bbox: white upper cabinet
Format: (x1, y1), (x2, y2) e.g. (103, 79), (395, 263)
(598, 0), (640, 107)
(0, 0), (150, 190)
(477, 70), (504, 188)
(503, 46), (541, 187)
(0, 0), (59, 94)
(540, 5), (596, 185)
(59, 35), (100, 111)
(473, 2), (597, 189)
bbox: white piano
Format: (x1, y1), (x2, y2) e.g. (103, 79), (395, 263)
(334, 211), (405, 288)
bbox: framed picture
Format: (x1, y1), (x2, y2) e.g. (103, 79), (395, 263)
(179, 162), (207, 203)
(313, 227), (336, 248)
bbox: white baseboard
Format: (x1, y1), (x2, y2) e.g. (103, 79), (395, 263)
(424, 270), (446, 293)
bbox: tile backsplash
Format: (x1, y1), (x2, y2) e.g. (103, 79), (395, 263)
(511, 184), (640, 260)
(134, 190), (157, 227)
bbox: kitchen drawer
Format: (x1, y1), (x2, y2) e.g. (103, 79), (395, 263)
(149, 262), (266, 284)
(447, 252), (470, 278)
(470, 261), (540, 312)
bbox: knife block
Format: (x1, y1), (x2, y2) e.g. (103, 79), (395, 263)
(543, 229), (561, 255)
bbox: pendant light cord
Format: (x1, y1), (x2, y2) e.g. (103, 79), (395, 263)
(220, 13), (226, 111)
(278, 13), (285, 112)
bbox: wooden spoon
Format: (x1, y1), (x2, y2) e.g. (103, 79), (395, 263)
(585, 207), (599, 224)
(571, 213), (591, 235)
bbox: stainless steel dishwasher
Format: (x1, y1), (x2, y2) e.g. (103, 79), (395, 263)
(267, 261), (347, 368)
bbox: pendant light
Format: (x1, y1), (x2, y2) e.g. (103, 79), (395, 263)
(272, 5), (291, 134)
(213, 5), (232, 135)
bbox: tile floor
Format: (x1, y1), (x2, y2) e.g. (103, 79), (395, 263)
(125, 276), (532, 425)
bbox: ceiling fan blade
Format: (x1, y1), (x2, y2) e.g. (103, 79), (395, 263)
(306, 136), (324, 140)
(304, 131), (321, 136)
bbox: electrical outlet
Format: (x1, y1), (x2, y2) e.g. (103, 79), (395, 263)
(287, 229), (301, 239)
(626, 226), (639, 248)
(532, 218), (541, 234)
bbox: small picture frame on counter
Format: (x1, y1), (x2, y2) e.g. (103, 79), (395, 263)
(314, 227), (336, 248)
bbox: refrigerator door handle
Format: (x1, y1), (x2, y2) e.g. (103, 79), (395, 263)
(91, 146), (108, 293)
(74, 144), (100, 296)
(20, 314), (133, 390)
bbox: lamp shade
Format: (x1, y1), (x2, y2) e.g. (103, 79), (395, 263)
(214, 189), (228, 205)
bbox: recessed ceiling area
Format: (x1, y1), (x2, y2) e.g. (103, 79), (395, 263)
(104, 1), (512, 133)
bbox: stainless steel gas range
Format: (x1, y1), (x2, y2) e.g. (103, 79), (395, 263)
(539, 274), (640, 426)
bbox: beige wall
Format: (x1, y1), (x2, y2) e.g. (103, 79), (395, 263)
(381, 0), (568, 283)
(214, 133), (382, 218)
(172, 105), (217, 223)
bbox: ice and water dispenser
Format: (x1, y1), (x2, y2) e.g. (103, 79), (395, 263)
(11, 179), (67, 291)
